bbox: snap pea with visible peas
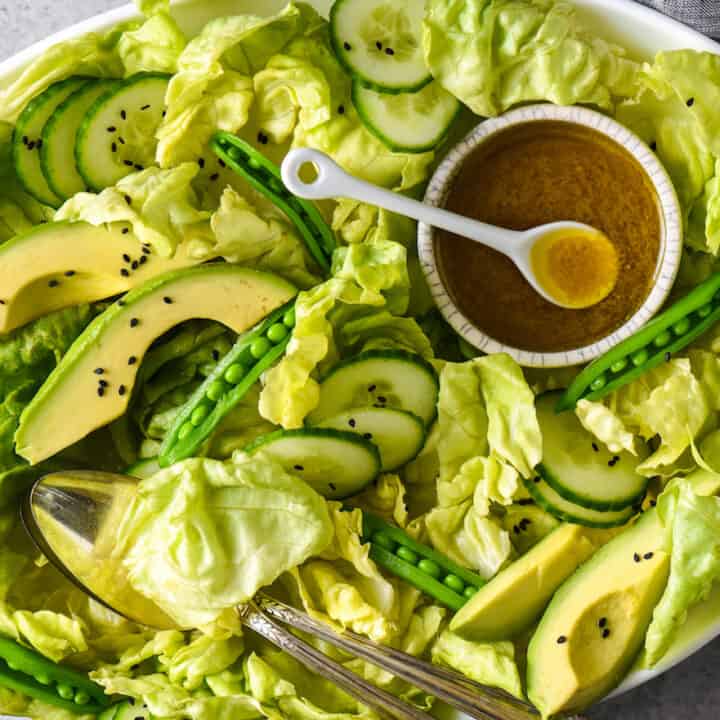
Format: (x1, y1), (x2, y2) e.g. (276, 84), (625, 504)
(361, 511), (485, 611)
(557, 271), (720, 411)
(211, 131), (336, 273)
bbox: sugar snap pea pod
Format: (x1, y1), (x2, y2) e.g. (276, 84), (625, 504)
(159, 300), (297, 466)
(0, 635), (111, 714)
(361, 512), (486, 612)
(211, 132), (336, 273)
(557, 271), (720, 412)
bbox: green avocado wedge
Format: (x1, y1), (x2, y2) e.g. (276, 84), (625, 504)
(15, 265), (296, 465)
(450, 524), (597, 643)
(0, 221), (201, 334)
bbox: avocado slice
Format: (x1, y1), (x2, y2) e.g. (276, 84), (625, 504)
(450, 524), (596, 642)
(526, 511), (669, 717)
(15, 264), (295, 464)
(0, 221), (200, 334)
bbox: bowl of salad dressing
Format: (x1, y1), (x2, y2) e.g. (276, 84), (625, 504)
(418, 104), (683, 367)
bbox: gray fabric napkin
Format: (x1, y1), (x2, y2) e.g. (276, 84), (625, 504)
(636, 0), (720, 37)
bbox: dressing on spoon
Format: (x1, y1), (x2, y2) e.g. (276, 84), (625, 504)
(281, 147), (619, 310)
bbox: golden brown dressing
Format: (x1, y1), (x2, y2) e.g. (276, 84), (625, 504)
(435, 121), (661, 352)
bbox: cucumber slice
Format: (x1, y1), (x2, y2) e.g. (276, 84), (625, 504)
(41, 79), (119, 201)
(315, 406), (425, 471)
(306, 350), (439, 427)
(76, 73), (169, 191)
(330, 0), (431, 93)
(126, 457), (162, 480)
(245, 428), (380, 499)
(352, 80), (461, 153)
(522, 476), (637, 529)
(12, 77), (89, 207)
(536, 392), (648, 511)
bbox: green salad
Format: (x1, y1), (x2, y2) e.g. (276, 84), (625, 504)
(1, 0), (720, 718)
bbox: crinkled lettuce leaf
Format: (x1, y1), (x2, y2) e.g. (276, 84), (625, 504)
(431, 629), (523, 699)
(118, 453), (333, 628)
(259, 239), (416, 428)
(424, 0), (638, 117)
(644, 479), (720, 665)
(56, 163), (212, 257)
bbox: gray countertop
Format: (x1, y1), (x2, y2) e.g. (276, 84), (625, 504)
(0, 1), (719, 719)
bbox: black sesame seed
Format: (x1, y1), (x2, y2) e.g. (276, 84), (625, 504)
(123, 253), (131, 263)
(111, 142), (117, 154)
(534, 476), (541, 483)
(644, 552), (654, 560)
(210, 173), (220, 181)
(139, 255), (147, 265)
(385, 47), (395, 55)
(125, 195), (132, 205)
(329, 482), (337, 491)
(557, 636), (567, 644)
(363, 432), (373, 440)
(634, 553), (641, 562)
(121, 268), (130, 277)
(664, 351), (671, 362)
(107, 126), (117, 133)
(513, 525), (520, 535)
(218, 158), (226, 168)
(128, 356), (137, 365)
(131, 260), (139, 270)
(650, 141), (657, 151)
(294, 465), (304, 471)
(602, 628), (611, 639)
(592, 442), (599, 452)
(338, 104), (345, 115)
(377, 396), (387, 403)
(121, 110), (127, 120)
(607, 458), (615, 467)
(212, 350), (220, 361)
(134, 164), (144, 171)
(119, 385), (127, 396)
(0, 300), (5, 305)
(650, 499), (657, 507)
(163, 296), (173, 304)
(686, 97), (695, 107)
(376, 41), (383, 50)
(97, 387), (105, 397)
(141, 104), (151, 110)
(599, 617), (607, 628)
(130, 664), (140, 672)
(142, 247), (151, 256)
(518, 498), (534, 506)
(118, 137), (126, 145)
(124, 160), (134, 167)
(613, 455), (620, 462)
(118, 300), (126, 307)
(94, 368), (105, 375)
(26, 141), (35, 151)
(343, 41), (351, 50)
(130, 318), (139, 328)
(99, 379), (108, 388)
(22, 136), (28, 145)
(198, 158), (206, 168)
(162, 110), (167, 117)
(122, 227), (129, 234)
(48, 279), (60, 288)
(349, 418), (356, 428)
(368, 384), (376, 392)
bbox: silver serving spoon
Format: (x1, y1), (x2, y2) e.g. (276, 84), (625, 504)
(281, 148), (619, 310)
(21, 470), (543, 720)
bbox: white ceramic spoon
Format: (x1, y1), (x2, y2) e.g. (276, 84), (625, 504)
(281, 148), (618, 310)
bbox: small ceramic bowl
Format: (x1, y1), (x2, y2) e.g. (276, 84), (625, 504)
(418, 104), (683, 368)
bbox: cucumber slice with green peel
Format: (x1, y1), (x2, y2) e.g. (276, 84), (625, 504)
(126, 457), (162, 479)
(352, 80), (461, 153)
(0, 635), (111, 714)
(159, 300), (298, 467)
(361, 512), (486, 611)
(307, 350), (439, 427)
(76, 73), (170, 192)
(315, 406), (425, 471)
(12, 77), (90, 206)
(536, 392), (648, 511)
(245, 428), (381, 499)
(522, 475), (637, 529)
(41, 79), (119, 201)
(212, 132), (336, 273)
(330, 0), (431, 93)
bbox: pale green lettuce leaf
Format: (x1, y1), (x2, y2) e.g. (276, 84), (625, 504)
(475, 354), (542, 478)
(431, 629), (523, 699)
(259, 240), (412, 428)
(117, 12), (187, 75)
(156, 3), (321, 167)
(56, 163), (211, 257)
(424, 0), (638, 117)
(118, 453), (333, 628)
(645, 481), (720, 665)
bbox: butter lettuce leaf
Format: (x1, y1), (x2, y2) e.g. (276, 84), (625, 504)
(118, 453), (333, 628)
(423, 0), (638, 117)
(645, 480), (720, 666)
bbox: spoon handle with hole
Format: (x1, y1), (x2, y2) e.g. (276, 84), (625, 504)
(281, 147), (523, 255)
